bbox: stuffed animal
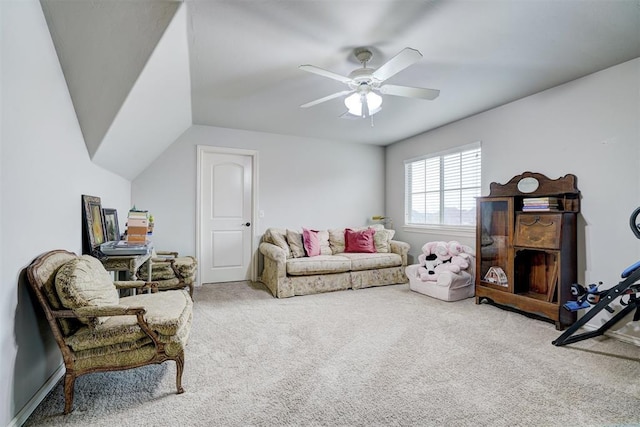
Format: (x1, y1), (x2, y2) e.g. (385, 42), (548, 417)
(418, 254), (457, 280)
(417, 240), (474, 282)
(448, 241), (475, 257)
(421, 241), (452, 261)
(449, 254), (469, 271)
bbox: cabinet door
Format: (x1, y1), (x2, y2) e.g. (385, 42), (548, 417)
(477, 197), (514, 292)
(514, 213), (562, 249)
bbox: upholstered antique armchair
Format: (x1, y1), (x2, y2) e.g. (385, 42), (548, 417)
(137, 251), (197, 297)
(26, 250), (192, 414)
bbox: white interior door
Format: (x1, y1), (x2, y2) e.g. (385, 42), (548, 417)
(199, 149), (254, 283)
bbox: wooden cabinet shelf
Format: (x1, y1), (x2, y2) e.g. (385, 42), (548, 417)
(518, 291), (549, 301)
(475, 172), (580, 330)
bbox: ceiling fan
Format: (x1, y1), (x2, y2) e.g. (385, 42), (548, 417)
(299, 47), (440, 119)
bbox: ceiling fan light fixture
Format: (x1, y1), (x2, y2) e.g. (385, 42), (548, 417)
(300, 46), (438, 118)
(344, 91), (382, 117)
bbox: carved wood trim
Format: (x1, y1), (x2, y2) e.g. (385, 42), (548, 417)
(488, 171), (579, 197)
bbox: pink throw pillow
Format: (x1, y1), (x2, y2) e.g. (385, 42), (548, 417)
(344, 228), (377, 253)
(302, 228), (321, 257)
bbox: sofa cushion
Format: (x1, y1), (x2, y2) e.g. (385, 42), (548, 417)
(286, 255), (352, 275)
(286, 229), (306, 258)
(301, 229), (332, 257)
(373, 228), (395, 253)
(364, 224), (395, 253)
(31, 251), (80, 336)
(139, 256), (197, 280)
(339, 252), (403, 271)
(64, 289), (192, 352)
(317, 230), (332, 255)
(302, 228), (321, 257)
(345, 228), (376, 253)
(264, 228), (292, 258)
(55, 256), (119, 325)
(328, 228), (346, 254)
(329, 225), (393, 254)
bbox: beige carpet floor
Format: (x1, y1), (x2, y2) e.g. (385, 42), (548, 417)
(25, 282), (640, 426)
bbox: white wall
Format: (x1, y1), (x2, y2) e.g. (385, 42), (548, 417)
(387, 58), (640, 335)
(93, 2), (192, 180)
(39, 0), (181, 159)
(132, 125), (386, 257)
(4, 2), (638, 423)
(1, 2), (131, 424)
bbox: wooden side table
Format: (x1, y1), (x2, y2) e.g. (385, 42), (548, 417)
(101, 251), (152, 281)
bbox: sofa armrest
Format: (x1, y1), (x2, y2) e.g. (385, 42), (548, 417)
(149, 258), (175, 264)
(260, 242), (286, 264)
(155, 251), (179, 258)
(72, 305), (146, 318)
(72, 305), (164, 349)
(259, 242), (288, 297)
(390, 240), (410, 266)
(114, 280), (158, 293)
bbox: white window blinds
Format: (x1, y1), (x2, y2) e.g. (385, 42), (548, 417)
(405, 143), (481, 226)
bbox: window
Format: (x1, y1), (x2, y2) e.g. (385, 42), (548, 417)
(405, 142), (481, 226)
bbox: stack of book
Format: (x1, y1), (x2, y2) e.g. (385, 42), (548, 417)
(127, 209), (149, 243)
(522, 197), (559, 211)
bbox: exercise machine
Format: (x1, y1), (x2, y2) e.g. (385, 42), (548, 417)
(552, 207), (640, 346)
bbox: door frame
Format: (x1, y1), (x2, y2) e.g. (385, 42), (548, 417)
(196, 145), (259, 284)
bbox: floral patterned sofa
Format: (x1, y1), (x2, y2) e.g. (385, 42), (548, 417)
(259, 225), (410, 298)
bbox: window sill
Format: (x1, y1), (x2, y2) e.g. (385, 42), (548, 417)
(403, 224), (476, 239)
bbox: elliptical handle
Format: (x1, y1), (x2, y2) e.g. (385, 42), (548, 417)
(630, 207), (640, 239)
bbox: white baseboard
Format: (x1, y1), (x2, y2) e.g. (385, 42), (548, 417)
(604, 329), (640, 346)
(8, 364), (64, 427)
(580, 324), (640, 347)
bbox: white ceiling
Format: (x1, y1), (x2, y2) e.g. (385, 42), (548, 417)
(41, 0), (640, 178)
(187, 0), (640, 145)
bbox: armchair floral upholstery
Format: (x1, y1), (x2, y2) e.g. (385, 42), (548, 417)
(26, 250), (192, 414)
(137, 251), (197, 297)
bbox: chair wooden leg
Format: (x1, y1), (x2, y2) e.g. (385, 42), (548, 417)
(63, 372), (76, 414)
(175, 353), (185, 394)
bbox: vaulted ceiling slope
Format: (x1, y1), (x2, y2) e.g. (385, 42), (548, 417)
(41, 0), (191, 180)
(42, 1), (640, 180)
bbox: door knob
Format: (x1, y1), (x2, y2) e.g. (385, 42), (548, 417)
(243, 222), (251, 227)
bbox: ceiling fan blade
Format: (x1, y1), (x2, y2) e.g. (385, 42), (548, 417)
(299, 65), (353, 84)
(380, 84), (440, 100)
(300, 90), (353, 108)
(339, 111), (360, 120)
(372, 47), (423, 82)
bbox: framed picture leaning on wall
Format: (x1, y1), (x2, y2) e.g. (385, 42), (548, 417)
(102, 208), (120, 242)
(82, 195), (106, 254)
